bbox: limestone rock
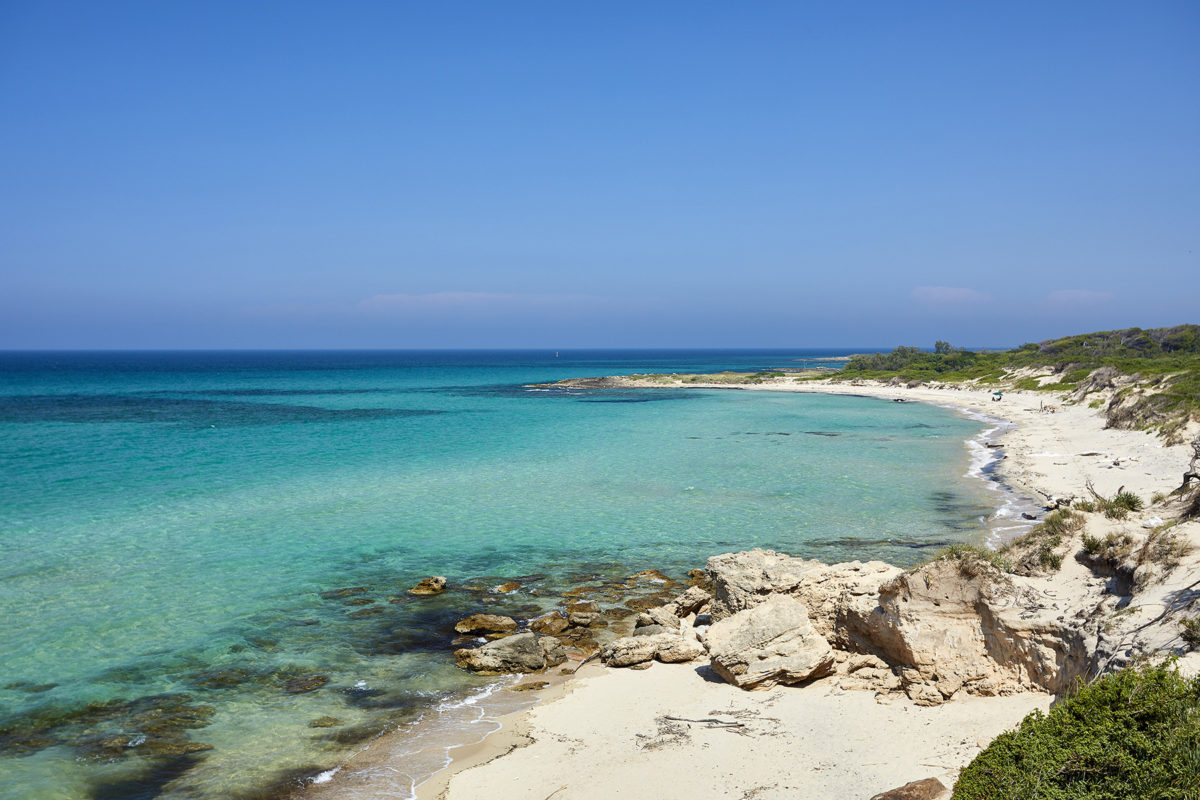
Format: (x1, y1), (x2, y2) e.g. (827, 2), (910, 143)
(601, 632), (705, 667)
(628, 568), (679, 587)
(455, 632), (558, 674)
(529, 612), (569, 635)
(494, 581), (521, 593)
(409, 576), (447, 596)
(666, 585), (710, 616)
(540, 635), (567, 667)
(704, 594), (835, 690)
(567, 601), (601, 627)
(869, 777), (949, 800)
(644, 605), (683, 630)
(705, 549), (900, 640)
(454, 613), (518, 634)
(839, 558), (1090, 700)
(632, 624), (673, 637)
(686, 567), (712, 590)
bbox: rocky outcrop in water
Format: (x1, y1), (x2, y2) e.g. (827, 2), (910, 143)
(409, 576), (447, 595)
(454, 614), (518, 634)
(454, 633), (566, 674)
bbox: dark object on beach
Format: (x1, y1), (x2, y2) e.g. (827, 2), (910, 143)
(409, 576), (447, 595)
(868, 777), (948, 800)
(1022, 512), (1038, 521)
(892, 398), (906, 402)
(986, 442), (1003, 448)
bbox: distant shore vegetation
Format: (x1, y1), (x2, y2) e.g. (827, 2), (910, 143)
(838, 325), (1200, 441)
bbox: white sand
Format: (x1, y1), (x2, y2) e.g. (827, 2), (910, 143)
(411, 380), (1198, 800)
(432, 663), (1047, 800)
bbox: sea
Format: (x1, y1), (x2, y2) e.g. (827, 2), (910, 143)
(0, 350), (1027, 800)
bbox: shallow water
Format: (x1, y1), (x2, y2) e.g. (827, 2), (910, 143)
(0, 350), (1003, 799)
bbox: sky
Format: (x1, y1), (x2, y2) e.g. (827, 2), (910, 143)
(1, 1), (1197, 350)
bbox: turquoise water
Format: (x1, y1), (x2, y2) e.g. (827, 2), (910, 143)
(0, 351), (998, 799)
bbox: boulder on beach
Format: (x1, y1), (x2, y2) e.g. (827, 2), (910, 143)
(869, 777), (949, 800)
(601, 632), (705, 667)
(455, 632), (563, 674)
(409, 576), (447, 596)
(706, 548), (900, 640)
(704, 594), (835, 690)
(453, 613), (518, 634)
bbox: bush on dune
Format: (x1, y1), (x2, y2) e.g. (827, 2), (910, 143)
(953, 662), (1200, 800)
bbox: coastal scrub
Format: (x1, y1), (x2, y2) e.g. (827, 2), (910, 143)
(953, 662), (1200, 800)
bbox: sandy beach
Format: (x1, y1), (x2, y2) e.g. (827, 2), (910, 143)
(345, 379), (1200, 800)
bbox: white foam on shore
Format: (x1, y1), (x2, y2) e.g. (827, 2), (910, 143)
(304, 676), (539, 800)
(934, 402), (1041, 549)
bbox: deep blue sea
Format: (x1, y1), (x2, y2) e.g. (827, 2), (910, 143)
(0, 350), (1005, 799)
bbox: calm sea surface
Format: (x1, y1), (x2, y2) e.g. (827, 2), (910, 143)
(0, 350), (1002, 799)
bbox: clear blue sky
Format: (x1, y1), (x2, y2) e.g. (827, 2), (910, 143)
(1, 1), (1196, 349)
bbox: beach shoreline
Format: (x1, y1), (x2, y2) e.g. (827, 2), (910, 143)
(298, 377), (1199, 800)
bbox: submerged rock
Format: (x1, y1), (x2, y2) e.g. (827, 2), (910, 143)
(319, 586), (371, 599)
(409, 576), (447, 596)
(281, 675), (329, 694)
(454, 613), (518, 634)
(307, 716), (341, 728)
(704, 594), (835, 690)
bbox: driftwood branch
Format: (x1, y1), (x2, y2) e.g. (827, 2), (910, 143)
(1180, 433), (1200, 491)
(662, 715), (744, 729)
(569, 650), (602, 674)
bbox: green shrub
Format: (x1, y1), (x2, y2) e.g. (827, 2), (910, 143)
(1040, 509), (1085, 537)
(1182, 618), (1200, 649)
(953, 662), (1200, 800)
(1152, 491), (1168, 505)
(1104, 504), (1130, 520)
(1112, 490), (1145, 513)
(1074, 499), (1097, 513)
(932, 543), (1012, 576)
